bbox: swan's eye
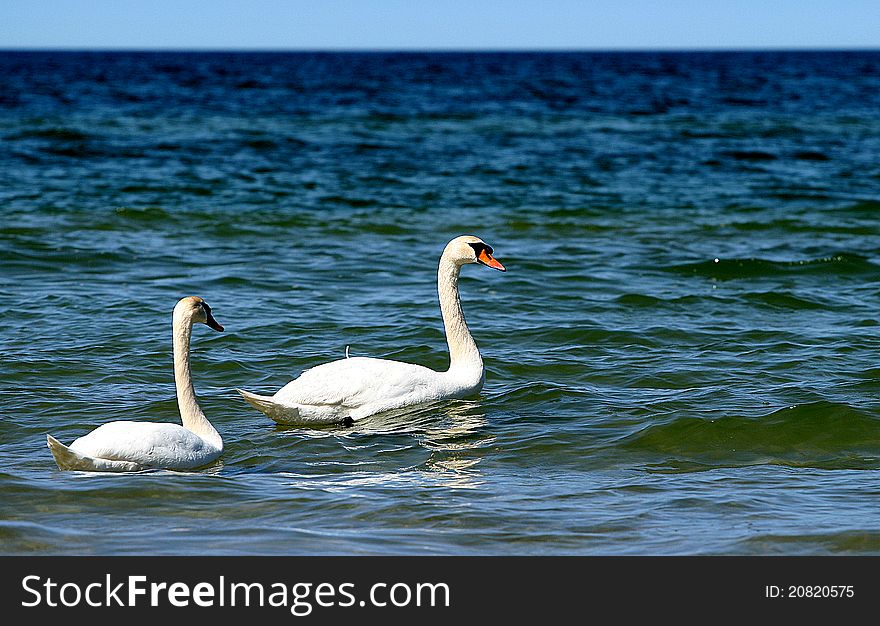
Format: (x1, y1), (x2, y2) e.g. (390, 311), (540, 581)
(468, 242), (493, 257)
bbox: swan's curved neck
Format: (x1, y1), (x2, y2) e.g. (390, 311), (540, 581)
(172, 313), (222, 450)
(438, 258), (483, 373)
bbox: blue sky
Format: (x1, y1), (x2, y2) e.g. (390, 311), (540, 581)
(1, 0), (878, 50)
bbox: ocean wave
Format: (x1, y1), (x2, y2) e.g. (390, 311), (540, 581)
(740, 291), (832, 310)
(741, 530), (880, 554)
(614, 293), (734, 307)
(623, 401), (880, 470)
(721, 150), (777, 161)
(485, 381), (581, 405)
(792, 150), (831, 161)
(840, 199), (880, 213)
(709, 218), (876, 235)
(666, 253), (878, 280)
(5, 127), (92, 141)
(112, 206), (175, 221)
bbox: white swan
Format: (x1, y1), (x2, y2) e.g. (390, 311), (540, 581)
(237, 235), (506, 425)
(47, 296), (225, 472)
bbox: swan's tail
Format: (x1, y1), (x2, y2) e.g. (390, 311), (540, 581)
(46, 435), (140, 472)
(236, 389), (304, 424)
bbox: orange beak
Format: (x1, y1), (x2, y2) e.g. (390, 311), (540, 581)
(478, 248), (506, 272)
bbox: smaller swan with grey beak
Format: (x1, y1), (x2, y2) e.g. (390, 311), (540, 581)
(47, 296), (225, 472)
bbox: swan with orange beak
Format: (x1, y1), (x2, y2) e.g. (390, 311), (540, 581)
(238, 235), (506, 425)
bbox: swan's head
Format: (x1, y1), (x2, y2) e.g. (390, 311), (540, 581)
(443, 235), (506, 271)
(175, 296), (224, 332)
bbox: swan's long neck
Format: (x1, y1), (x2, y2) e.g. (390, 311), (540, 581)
(438, 258), (483, 374)
(172, 313), (222, 450)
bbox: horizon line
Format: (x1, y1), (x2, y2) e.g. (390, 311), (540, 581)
(2, 45), (879, 54)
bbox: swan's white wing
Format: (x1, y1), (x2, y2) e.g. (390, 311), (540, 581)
(68, 421), (219, 469)
(274, 357), (446, 410)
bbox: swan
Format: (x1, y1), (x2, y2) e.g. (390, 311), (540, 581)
(47, 296), (225, 472)
(237, 235), (506, 425)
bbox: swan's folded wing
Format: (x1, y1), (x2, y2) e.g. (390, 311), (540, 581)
(68, 421), (213, 468)
(273, 357), (442, 409)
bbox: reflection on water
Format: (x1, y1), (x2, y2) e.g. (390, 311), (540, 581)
(275, 399), (491, 487)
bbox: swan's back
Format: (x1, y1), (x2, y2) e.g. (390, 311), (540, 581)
(274, 356), (462, 411)
(68, 421), (221, 470)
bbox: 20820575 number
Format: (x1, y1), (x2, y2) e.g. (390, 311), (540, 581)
(787, 585), (854, 598)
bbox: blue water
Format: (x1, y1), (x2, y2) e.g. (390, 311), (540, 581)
(2, 51), (880, 554)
